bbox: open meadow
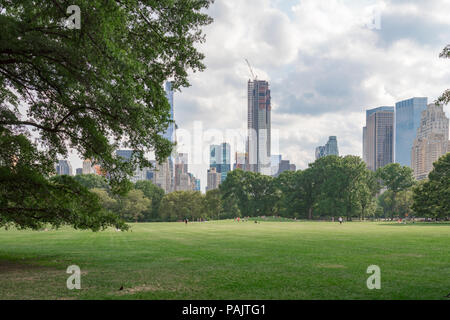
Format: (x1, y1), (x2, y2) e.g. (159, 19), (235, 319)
(0, 220), (449, 300)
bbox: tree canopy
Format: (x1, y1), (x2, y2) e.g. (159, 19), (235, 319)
(0, 0), (213, 230)
(412, 153), (450, 219)
(437, 44), (450, 106)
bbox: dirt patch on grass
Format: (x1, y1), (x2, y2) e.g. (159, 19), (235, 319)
(115, 283), (181, 296)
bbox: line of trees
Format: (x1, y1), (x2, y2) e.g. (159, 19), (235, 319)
(76, 153), (450, 223)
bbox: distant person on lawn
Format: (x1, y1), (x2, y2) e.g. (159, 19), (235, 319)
(338, 217), (343, 224)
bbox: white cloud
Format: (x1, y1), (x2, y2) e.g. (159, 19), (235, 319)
(172, 0), (450, 191)
(65, 0), (450, 193)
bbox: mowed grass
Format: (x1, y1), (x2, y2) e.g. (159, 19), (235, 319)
(0, 221), (449, 300)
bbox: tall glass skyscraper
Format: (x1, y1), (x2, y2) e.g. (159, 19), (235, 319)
(210, 143), (231, 182)
(395, 97), (428, 167)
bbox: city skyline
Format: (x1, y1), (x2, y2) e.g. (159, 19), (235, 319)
(64, 0), (450, 191)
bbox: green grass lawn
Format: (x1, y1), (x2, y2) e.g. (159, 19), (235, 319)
(0, 220), (449, 300)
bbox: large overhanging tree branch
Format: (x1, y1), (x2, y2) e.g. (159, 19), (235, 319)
(437, 44), (450, 106)
(0, 0), (214, 230)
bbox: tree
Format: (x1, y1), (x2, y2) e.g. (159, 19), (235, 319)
(90, 188), (117, 212)
(246, 172), (278, 216)
(297, 168), (320, 219)
(73, 174), (109, 190)
(134, 180), (164, 221)
(204, 189), (223, 220)
(437, 45), (450, 106)
(412, 153), (450, 219)
(219, 169), (250, 216)
(309, 156), (343, 218)
(377, 190), (393, 219)
(357, 169), (380, 220)
(116, 189), (151, 223)
(159, 191), (205, 222)
(273, 170), (298, 218)
(0, 1), (213, 230)
(376, 163), (415, 218)
(396, 189), (414, 218)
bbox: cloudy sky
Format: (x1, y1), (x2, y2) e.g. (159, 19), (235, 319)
(64, 0), (450, 191)
(168, 0), (450, 190)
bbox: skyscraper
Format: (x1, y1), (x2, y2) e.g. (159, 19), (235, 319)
(362, 126), (367, 163)
(206, 167), (221, 192)
(210, 143), (231, 182)
(395, 97), (428, 166)
(55, 160), (73, 175)
(270, 154), (282, 176)
(411, 103), (450, 180)
(363, 106), (394, 171)
(315, 136), (339, 160)
(276, 159), (293, 176)
(153, 160), (171, 193)
(247, 80), (271, 175)
(174, 153), (189, 191)
(82, 158), (96, 175)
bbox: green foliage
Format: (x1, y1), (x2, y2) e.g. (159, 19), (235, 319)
(0, 167), (127, 231)
(0, 0), (213, 230)
(90, 188), (117, 212)
(219, 169), (278, 217)
(159, 191), (206, 222)
(219, 169), (250, 216)
(74, 174), (109, 190)
(412, 153), (450, 218)
(378, 189), (413, 218)
(376, 163), (415, 194)
(310, 155), (376, 220)
(246, 172), (278, 216)
(116, 189), (151, 223)
(437, 45), (450, 106)
(134, 180), (164, 221)
(376, 163), (415, 217)
(204, 189), (223, 219)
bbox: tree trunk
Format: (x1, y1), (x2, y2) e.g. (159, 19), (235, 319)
(308, 207), (312, 220)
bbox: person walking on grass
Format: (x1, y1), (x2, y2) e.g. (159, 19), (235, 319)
(338, 217), (343, 224)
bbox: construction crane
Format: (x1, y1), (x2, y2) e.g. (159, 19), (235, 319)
(245, 58), (257, 80)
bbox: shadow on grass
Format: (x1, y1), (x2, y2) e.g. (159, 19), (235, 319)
(0, 258), (58, 274)
(378, 222), (450, 227)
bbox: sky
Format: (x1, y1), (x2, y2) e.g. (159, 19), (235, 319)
(70, 0), (450, 192)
